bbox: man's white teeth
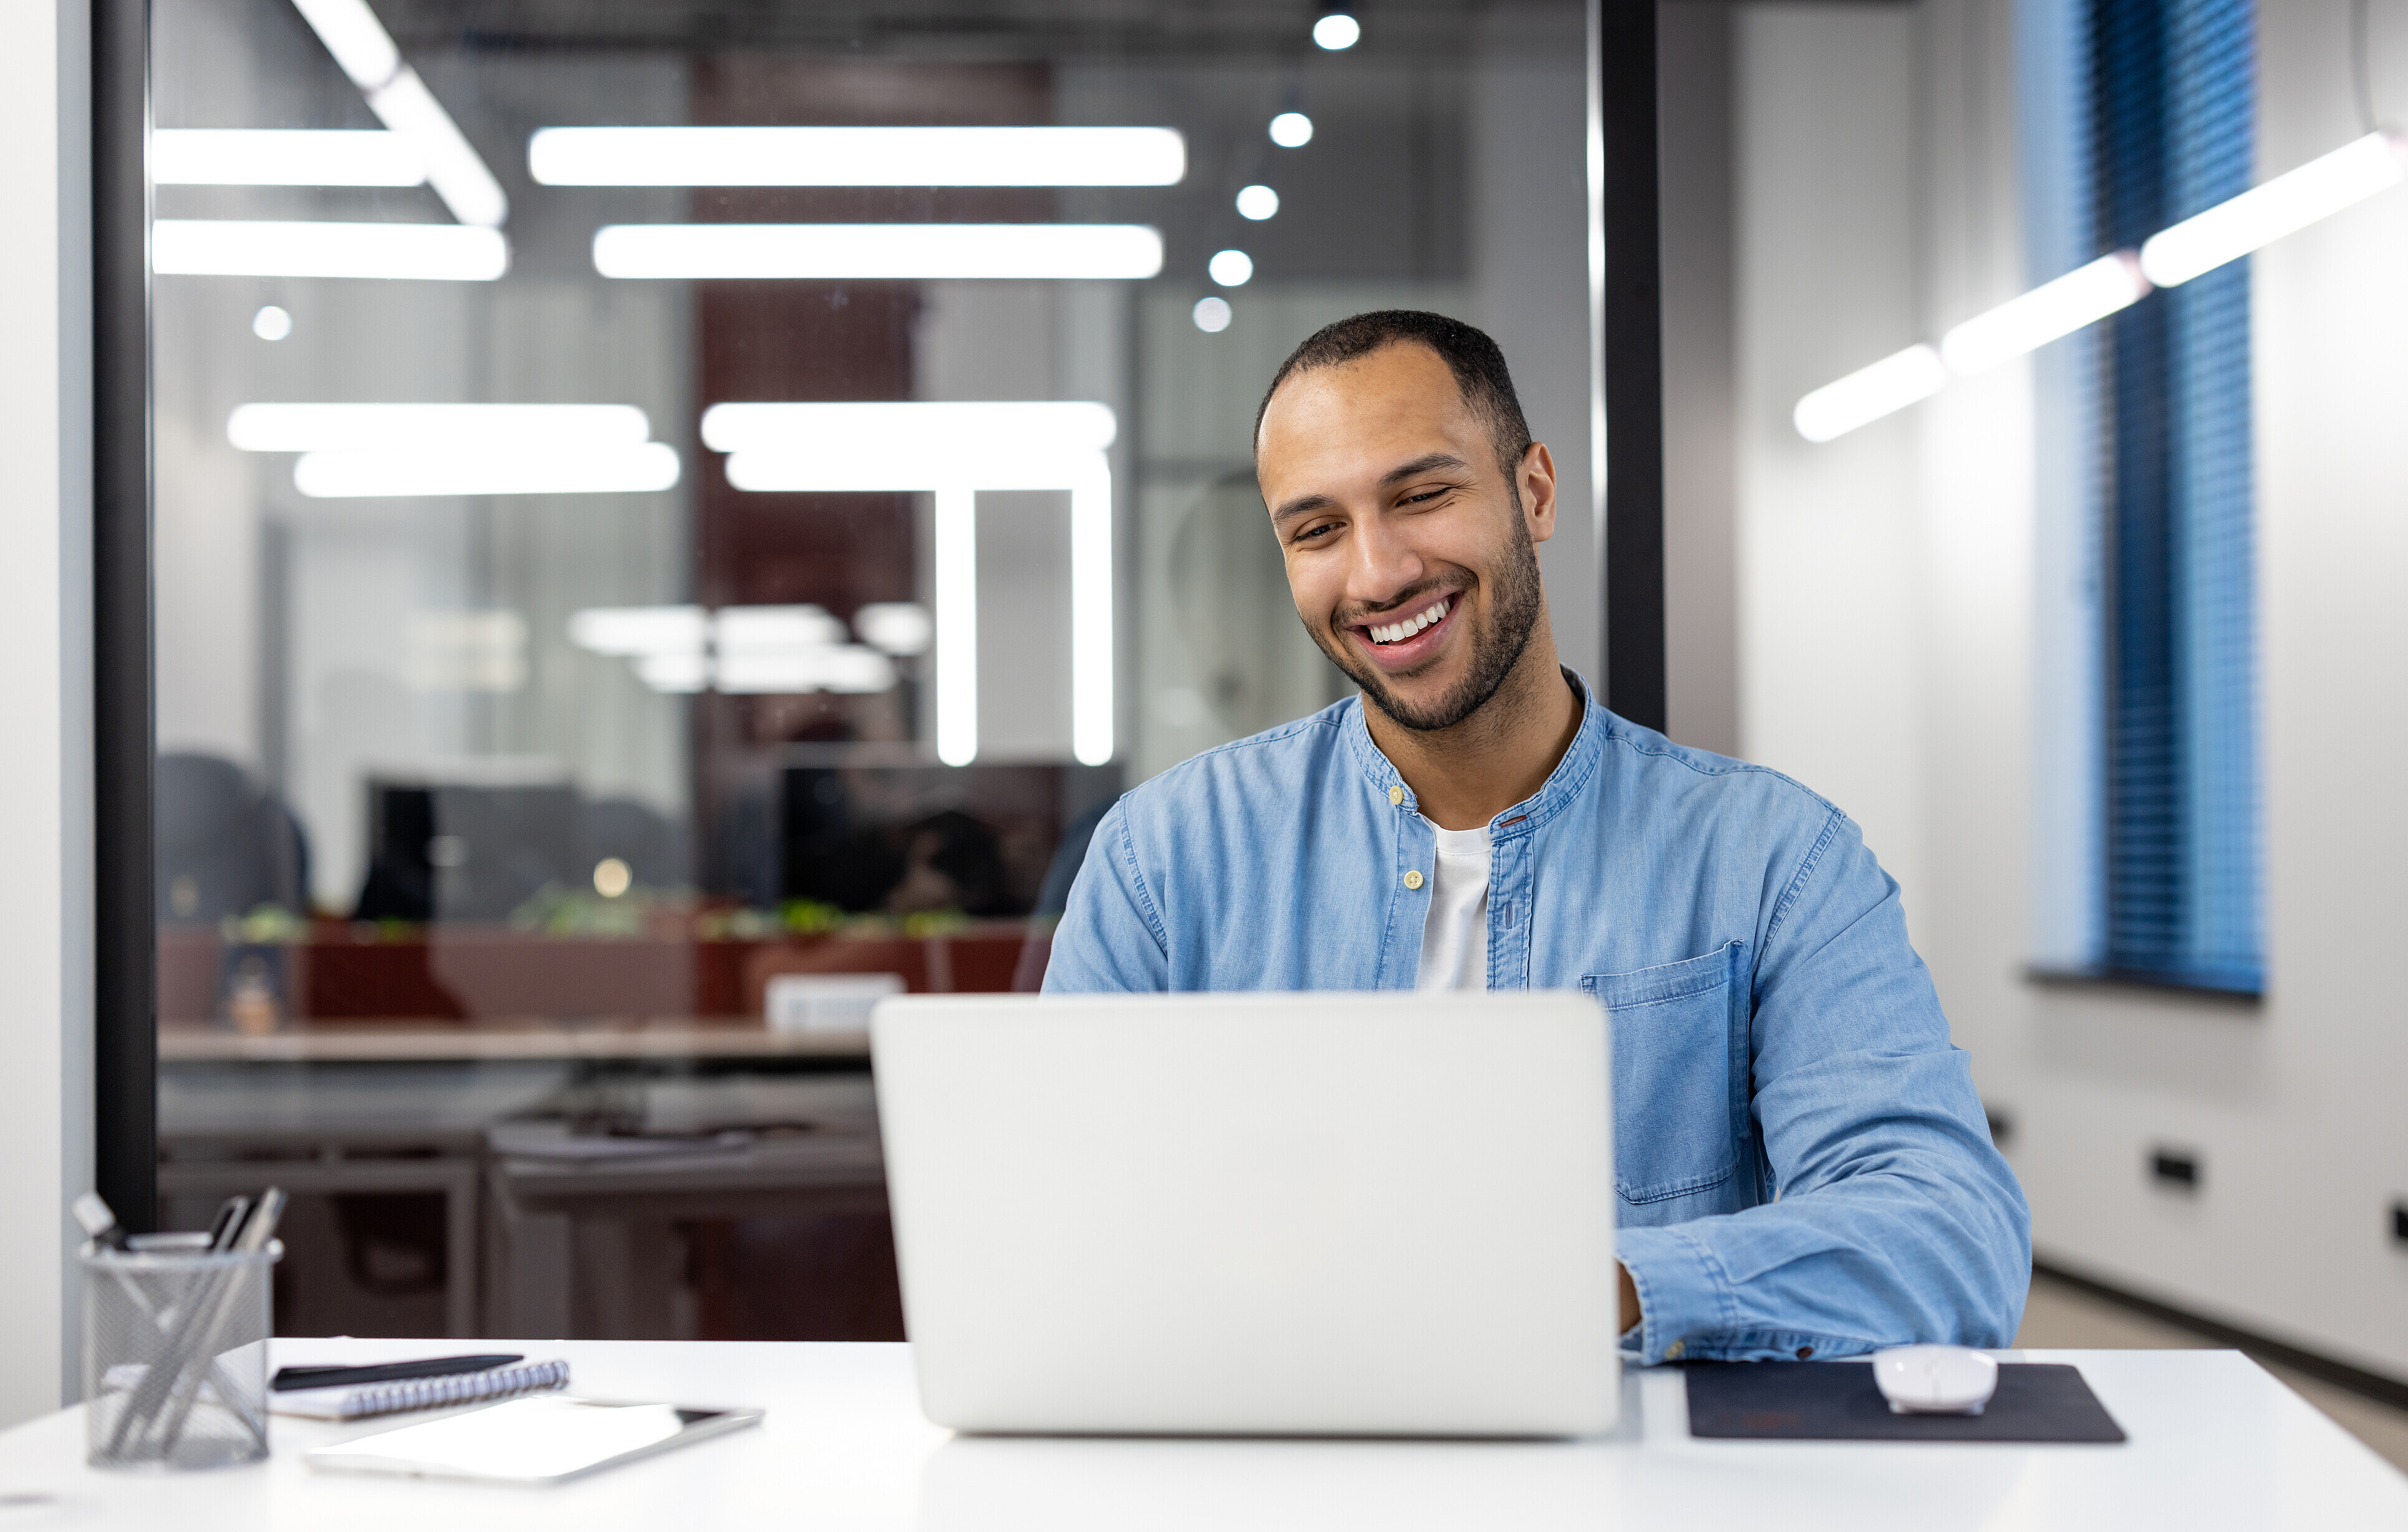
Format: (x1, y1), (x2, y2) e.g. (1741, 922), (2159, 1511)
(1369, 596), (1450, 645)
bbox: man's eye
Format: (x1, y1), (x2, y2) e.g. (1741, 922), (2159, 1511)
(1399, 487), (1450, 507)
(1294, 521), (1340, 543)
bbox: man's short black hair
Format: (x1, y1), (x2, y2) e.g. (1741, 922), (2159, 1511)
(1253, 309), (1534, 481)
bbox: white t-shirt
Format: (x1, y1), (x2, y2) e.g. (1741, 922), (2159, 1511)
(1414, 824), (1493, 990)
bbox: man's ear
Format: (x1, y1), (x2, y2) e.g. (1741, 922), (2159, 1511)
(1518, 441), (1560, 546)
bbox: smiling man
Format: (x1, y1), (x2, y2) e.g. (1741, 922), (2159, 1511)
(1044, 311), (2030, 1364)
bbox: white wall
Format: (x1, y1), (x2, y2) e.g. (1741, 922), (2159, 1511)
(0, 0), (94, 1423)
(1736, 0), (2408, 1380)
(1733, 2), (1930, 920)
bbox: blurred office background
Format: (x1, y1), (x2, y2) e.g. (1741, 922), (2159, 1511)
(146, 0), (1592, 1344)
(132, 0), (2408, 1456)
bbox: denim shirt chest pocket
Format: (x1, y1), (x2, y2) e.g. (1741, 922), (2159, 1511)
(1581, 941), (1748, 1206)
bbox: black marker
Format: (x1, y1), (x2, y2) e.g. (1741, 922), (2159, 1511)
(273, 1354), (526, 1392)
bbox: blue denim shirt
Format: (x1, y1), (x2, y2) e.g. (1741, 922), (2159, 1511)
(1044, 675), (2031, 1364)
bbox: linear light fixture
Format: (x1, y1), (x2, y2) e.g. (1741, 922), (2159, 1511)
(229, 401), (676, 496)
(292, 443), (680, 498)
(700, 400), (1118, 766)
(1795, 132), (2408, 440)
(567, 605), (708, 658)
(700, 400), (1116, 461)
(2139, 131), (2407, 288)
(567, 604), (898, 696)
(153, 128), (425, 185)
(592, 223), (1163, 282)
(229, 402), (650, 451)
(529, 125), (1186, 187)
(1792, 345), (1948, 445)
(289, 0), (508, 228)
(1938, 253), (2149, 376)
(153, 219), (508, 279)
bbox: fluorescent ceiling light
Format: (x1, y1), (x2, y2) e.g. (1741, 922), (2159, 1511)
(229, 402), (649, 451)
(1939, 253), (2149, 375)
(714, 605), (893, 695)
(934, 487), (978, 766)
(716, 605), (847, 651)
(716, 647), (895, 695)
(637, 652), (710, 693)
(1192, 296), (1233, 333)
(292, 443), (680, 498)
(1269, 112), (1314, 148)
(569, 605), (708, 657)
(364, 70), (509, 229)
(700, 400), (1116, 765)
(1796, 131), (2408, 442)
(1208, 249), (1255, 287)
(291, 0), (400, 89)
(1235, 184), (1279, 220)
(252, 305), (294, 340)
(288, 0), (508, 227)
(408, 610), (526, 693)
(568, 604), (898, 696)
(2140, 132), (2407, 288)
(529, 125), (1185, 187)
(854, 602), (933, 657)
(1313, 13), (1362, 49)
(155, 219), (508, 279)
(153, 129), (424, 186)
(701, 400), (1115, 461)
(592, 223), (1163, 281)
(1791, 345), (1948, 444)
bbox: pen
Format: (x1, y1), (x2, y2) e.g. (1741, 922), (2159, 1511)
(206, 1195), (250, 1253)
(273, 1355), (524, 1392)
(150, 1187), (286, 1456)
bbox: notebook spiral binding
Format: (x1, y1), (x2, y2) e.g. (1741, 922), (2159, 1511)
(331, 1359), (570, 1420)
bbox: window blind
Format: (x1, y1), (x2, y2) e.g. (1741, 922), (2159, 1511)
(2088, 0), (2262, 992)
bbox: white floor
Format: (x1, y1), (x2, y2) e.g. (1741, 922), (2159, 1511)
(2016, 1271), (2408, 1474)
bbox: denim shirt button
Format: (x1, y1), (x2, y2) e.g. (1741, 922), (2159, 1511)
(1664, 1340), (1685, 1360)
(1389, 785), (1404, 806)
(1403, 870), (1425, 890)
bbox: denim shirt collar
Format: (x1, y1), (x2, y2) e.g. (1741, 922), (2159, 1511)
(1339, 666), (1609, 841)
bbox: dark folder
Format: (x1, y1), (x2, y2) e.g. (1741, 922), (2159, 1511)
(1684, 1361), (2127, 1443)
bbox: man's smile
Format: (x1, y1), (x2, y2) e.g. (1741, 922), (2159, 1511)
(1347, 591), (1461, 672)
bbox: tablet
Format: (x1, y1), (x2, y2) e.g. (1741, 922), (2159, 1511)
(304, 1395), (764, 1485)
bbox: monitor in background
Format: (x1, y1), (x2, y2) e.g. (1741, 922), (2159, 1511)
(354, 781), (579, 923)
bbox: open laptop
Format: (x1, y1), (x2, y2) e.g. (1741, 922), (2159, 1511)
(871, 991), (1619, 1438)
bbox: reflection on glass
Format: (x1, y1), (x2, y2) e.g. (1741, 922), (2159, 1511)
(150, 0), (1587, 1346)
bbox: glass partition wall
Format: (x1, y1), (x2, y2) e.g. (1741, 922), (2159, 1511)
(150, 0), (1594, 1339)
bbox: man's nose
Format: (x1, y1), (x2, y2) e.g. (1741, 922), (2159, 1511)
(1344, 512), (1425, 610)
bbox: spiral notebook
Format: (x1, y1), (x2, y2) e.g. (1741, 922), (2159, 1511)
(271, 1359), (571, 1420)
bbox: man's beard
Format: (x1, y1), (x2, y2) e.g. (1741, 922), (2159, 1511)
(1308, 513), (1546, 734)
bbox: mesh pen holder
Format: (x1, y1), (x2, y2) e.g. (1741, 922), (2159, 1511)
(81, 1240), (281, 1470)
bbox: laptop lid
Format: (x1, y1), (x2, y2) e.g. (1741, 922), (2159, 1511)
(872, 991), (1618, 1437)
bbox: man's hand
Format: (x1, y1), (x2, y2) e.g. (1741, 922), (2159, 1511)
(1618, 1261), (1640, 1336)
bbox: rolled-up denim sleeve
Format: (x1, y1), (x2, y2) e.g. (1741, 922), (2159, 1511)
(1041, 802), (1170, 993)
(1616, 810), (2031, 1364)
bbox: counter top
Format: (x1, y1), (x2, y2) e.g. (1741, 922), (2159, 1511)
(1, 1338), (2401, 1530)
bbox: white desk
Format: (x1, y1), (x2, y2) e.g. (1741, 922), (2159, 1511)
(0, 1339), (2401, 1530)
